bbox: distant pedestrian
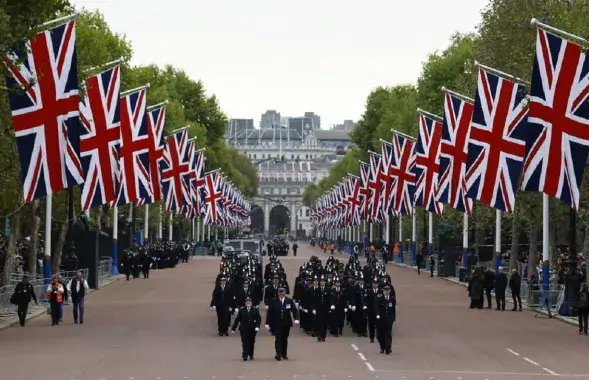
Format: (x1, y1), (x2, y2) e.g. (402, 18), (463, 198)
(11, 275), (38, 327)
(577, 283), (589, 335)
(46, 276), (64, 326)
(67, 271), (89, 324)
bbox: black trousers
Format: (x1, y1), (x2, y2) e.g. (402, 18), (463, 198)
(368, 314), (377, 340)
(274, 326), (290, 357)
(314, 312), (328, 339)
(512, 292), (522, 309)
(485, 288), (493, 307)
(354, 310), (367, 335)
(329, 311), (345, 334)
(50, 302), (60, 325)
(495, 293), (506, 310)
(240, 330), (256, 357)
(469, 298), (483, 309)
(578, 308), (588, 332)
(17, 303), (29, 326)
(142, 267), (149, 279)
(377, 320), (393, 351)
(216, 310), (230, 333)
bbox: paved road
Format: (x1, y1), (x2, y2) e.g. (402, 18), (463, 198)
(0, 244), (586, 380)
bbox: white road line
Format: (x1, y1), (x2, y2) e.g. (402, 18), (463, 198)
(351, 344), (359, 351)
(505, 348), (559, 376)
(358, 352), (367, 361)
(372, 369), (583, 376)
(365, 362), (375, 372)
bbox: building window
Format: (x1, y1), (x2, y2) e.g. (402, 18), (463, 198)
(306, 209), (310, 217)
(253, 154), (257, 159)
(262, 154), (265, 159)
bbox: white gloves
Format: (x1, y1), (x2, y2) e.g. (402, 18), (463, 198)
(312, 310), (317, 315)
(234, 309), (238, 315)
(255, 327), (259, 332)
(265, 324), (270, 330)
(210, 306), (215, 311)
(295, 302), (299, 308)
(376, 315), (380, 319)
(231, 330), (235, 334)
(344, 308), (348, 312)
(363, 306), (367, 310)
(294, 320), (300, 324)
(351, 306), (356, 311)
(330, 305), (335, 310)
(229, 307), (232, 312)
(264, 306), (269, 310)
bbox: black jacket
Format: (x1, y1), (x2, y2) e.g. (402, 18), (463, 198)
(265, 297), (299, 329)
(232, 307), (261, 332)
(376, 294), (396, 323)
(12, 282), (37, 304)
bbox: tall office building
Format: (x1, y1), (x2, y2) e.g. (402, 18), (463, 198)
(260, 110), (282, 129)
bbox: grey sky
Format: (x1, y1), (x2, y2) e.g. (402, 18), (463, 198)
(71, 0), (489, 128)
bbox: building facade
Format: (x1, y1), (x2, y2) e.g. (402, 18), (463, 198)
(227, 113), (354, 236)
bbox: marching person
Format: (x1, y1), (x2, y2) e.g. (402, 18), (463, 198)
(210, 276), (234, 336)
(231, 297), (261, 361)
(67, 271), (89, 324)
(375, 284), (396, 355)
(46, 275), (65, 326)
(292, 241), (298, 257)
(265, 287), (299, 361)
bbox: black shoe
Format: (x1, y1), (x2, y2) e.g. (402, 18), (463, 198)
(370, 339), (374, 343)
(80, 321), (83, 324)
(218, 332), (223, 336)
(242, 357), (248, 361)
(282, 355), (288, 360)
(386, 350), (392, 355)
(249, 356), (254, 360)
(275, 355), (282, 361)
(380, 349), (384, 354)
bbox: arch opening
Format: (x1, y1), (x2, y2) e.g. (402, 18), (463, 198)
(250, 204), (264, 233)
(269, 205), (290, 236)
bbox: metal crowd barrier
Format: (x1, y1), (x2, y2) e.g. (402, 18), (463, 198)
(98, 258), (113, 286)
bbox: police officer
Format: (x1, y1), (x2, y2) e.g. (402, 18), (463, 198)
(231, 297), (261, 361)
(376, 284), (396, 354)
(210, 277), (234, 336)
(265, 287), (299, 361)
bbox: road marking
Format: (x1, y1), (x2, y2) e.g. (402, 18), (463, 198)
(351, 343), (359, 351)
(365, 362), (375, 371)
(505, 348), (559, 376)
(358, 352), (367, 361)
(373, 369), (585, 376)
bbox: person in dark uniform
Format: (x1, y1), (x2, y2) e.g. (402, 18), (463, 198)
(265, 287), (299, 361)
(376, 284), (396, 354)
(483, 266), (496, 308)
(312, 275), (330, 341)
(329, 278), (346, 336)
(210, 277), (234, 336)
(11, 275), (38, 327)
(416, 243), (426, 275)
(292, 242), (298, 257)
(495, 267), (508, 311)
(141, 253), (150, 279)
(231, 297), (261, 361)
(429, 254), (435, 277)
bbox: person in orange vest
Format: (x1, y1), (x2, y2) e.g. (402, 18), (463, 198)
(46, 275), (65, 326)
(393, 243), (400, 262)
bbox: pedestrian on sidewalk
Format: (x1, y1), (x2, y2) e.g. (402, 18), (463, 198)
(576, 283), (589, 335)
(11, 275), (38, 327)
(67, 271), (89, 324)
(46, 276), (64, 326)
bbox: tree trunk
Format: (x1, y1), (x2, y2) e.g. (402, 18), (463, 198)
(509, 212), (520, 272)
(1, 209), (21, 287)
(529, 220), (539, 278)
(51, 222), (67, 274)
(101, 204), (110, 228)
(95, 206), (103, 230)
(28, 199), (40, 276)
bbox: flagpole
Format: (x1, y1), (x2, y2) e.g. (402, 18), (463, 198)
(168, 212), (173, 241)
(428, 212), (433, 255)
(389, 129), (417, 141)
(531, 18), (589, 46)
(494, 209), (502, 274)
(474, 61), (530, 86)
(399, 215), (403, 263)
(85, 57), (125, 73)
(158, 205), (163, 241)
(411, 209), (416, 266)
(542, 194), (550, 289)
(144, 204), (149, 245)
(441, 86), (475, 103)
(462, 214), (469, 276)
(146, 100), (169, 111)
(120, 83), (150, 97)
(417, 108), (443, 122)
(112, 206), (119, 275)
(38, 13), (80, 29)
(43, 195), (52, 284)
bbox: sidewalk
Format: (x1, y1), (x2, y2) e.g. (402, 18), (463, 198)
(0, 275), (121, 331)
(387, 259), (579, 327)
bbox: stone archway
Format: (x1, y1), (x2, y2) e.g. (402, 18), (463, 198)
(250, 204), (264, 233)
(269, 204), (290, 236)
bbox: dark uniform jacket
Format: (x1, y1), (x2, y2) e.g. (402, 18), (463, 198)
(232, 306), (261, 332)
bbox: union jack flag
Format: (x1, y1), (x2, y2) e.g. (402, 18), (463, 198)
(359, 162), (370, 220)
(380, 141), (395, 213)
(79, 65), (121, 210)
(413, 113), (443, 215)
(346, 175), (362, 226)
(138, 105), (167, 206)
(438, 91), (474, 214)
(161, 130), (191, 212)
(465, 68), (528, 212)
(5, 20), (84, 202)
(521, 27), (589, 210)
(368, 152), (385, 222)
(115, 88), (151, 206)
(203, 171), (223, 225)
(389, 132), (416, 215)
